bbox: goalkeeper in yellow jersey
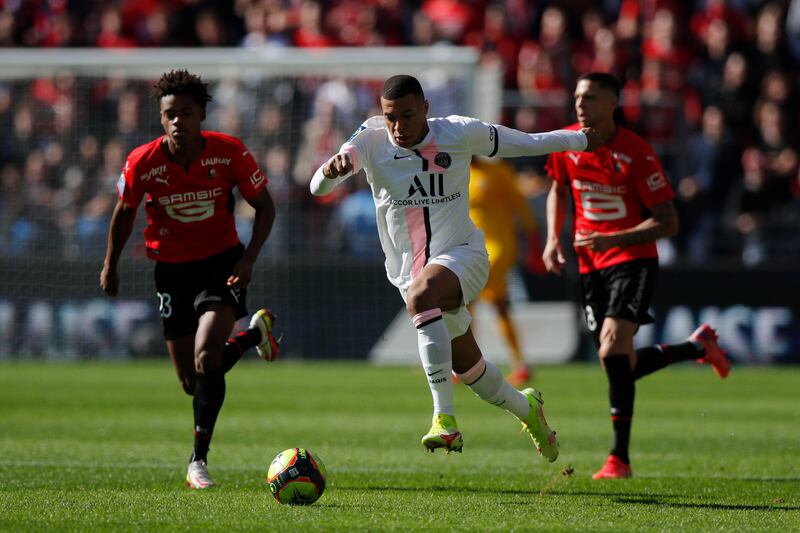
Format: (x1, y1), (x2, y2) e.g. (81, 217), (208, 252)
(468, 157), (537, 387)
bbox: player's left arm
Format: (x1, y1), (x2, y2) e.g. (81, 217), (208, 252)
(459, 116), (600, 159)
(574, 200), (679, 252)
(228, 188), (276, 289)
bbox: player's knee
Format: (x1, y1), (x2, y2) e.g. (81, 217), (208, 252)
(195, 348), (223, 376)
(180, 376), (196, 395)
(406, 282), (437, 315)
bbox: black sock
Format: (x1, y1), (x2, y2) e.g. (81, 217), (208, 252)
(220, 328), (262, 373)
(191, 369), (226, 463)
(604, 354), (635, 465)
(633, 342), (703, 381)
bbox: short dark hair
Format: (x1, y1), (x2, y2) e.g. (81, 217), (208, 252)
(381, 75), (425, 100)
(577, 72), (621, 99)
(153, 69), (212, 109)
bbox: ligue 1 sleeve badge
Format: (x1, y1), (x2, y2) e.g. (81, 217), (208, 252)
(434, 152), (451, 169)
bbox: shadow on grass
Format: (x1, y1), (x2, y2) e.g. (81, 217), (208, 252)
(338, 486), (800, 512)
(613, 496), (800, 512)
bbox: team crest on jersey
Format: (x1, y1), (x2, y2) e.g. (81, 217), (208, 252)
(208, 168), (217, 179)
(434, 152), (452, 169)
(348, 124), (367, 142)
(646, 171), (667, 191)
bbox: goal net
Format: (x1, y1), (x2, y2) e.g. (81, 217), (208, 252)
(0, 47), (499, 359)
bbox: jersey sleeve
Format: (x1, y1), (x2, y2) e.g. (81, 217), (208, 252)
(545, 152), (569, 185)
(232, 141), (268, 200)
(456, 116), (501, 157)
(632, 144), (675, 207)
(340, 120), (373, 174)
(117, 155), (144, 208)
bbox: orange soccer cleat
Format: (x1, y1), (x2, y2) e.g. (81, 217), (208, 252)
(689, 324), (730, 379)
(592, 454), (632, 479)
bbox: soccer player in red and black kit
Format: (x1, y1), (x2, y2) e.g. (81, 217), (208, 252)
(100, 70), (281, 489)
(543, 72), (731, 479)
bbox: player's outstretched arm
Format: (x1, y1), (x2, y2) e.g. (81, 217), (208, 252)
(228, 188), (276, 289)
(100, 199), (136, 297)
(543, 179), (569, 275)
(310, 152), (354, 196)
(493, 124), (600, 158)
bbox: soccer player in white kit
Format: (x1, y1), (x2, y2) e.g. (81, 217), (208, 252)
(311, 75), (599, 461)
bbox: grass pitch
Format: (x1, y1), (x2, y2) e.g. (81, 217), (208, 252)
(1, 360), (798, 532)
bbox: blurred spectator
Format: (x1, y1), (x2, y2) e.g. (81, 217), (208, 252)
(422, 0), (473, 44)
(465, 3), (521, 88)
(674, 105), (741, 261)
(293, 0), (336, 47)
(752, 2), (793, 78)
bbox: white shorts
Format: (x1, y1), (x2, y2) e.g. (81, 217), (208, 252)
(400, 241), (489, 339)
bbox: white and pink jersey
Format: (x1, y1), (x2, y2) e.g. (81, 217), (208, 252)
(311, 115), (586, 291)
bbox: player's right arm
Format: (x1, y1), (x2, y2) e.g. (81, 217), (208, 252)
(311, 121), (371, 197)
(100, 199), (137, 297)
(543, 175), (569, 276)
(101, 155), (143, 297)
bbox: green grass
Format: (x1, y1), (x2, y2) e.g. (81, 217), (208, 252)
(1, 361), (798, 532)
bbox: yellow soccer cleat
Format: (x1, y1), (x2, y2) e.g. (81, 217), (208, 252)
(249, 308), (281, 362)
(520, 388), (559, 462)
(421, 414), (463, 454)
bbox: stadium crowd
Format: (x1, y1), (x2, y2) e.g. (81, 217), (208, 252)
(0, 0), (799, 266)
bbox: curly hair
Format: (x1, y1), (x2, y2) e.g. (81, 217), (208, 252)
(152, 69), (212, 109)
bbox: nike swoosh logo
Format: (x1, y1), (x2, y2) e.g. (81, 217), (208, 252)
(394, 154), (412, 159)
(426, 370), (443, 376)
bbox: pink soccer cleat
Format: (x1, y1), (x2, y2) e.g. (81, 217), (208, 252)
(689, 324), (730, 379)
(592, 454), (632, 479)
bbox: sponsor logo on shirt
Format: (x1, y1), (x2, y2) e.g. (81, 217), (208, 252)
(155, 176), (170, 186)
(646, 171), (667, 191)
(201, 157), (231, 166)
(250, 170), (265, 188)
(158, 187), (223, 206)
(394, 173), (462, 206)
(139, 164), (167, 182)
(573, 179), (627, 194)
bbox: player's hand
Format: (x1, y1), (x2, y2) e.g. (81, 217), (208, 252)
(322, 152), (353, 179)
(228, 256), (256, 289)
(580, 127), (601, 152)
(100, 265), (120, 297)
(542, 239), (566, 275)
(574, 231), (616, 252)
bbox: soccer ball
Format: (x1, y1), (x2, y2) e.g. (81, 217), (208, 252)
(266, 447), (327, 505)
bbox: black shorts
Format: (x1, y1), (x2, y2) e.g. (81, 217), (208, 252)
(580, 258), (658, 348)
(153, 243), (248, 340)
